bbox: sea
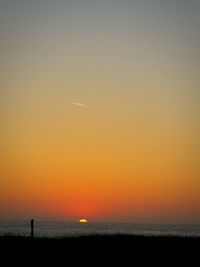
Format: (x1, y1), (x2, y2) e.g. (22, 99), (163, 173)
(0, 221), (200, 237)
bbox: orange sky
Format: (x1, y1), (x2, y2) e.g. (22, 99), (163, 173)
(0, 1), (200, 223)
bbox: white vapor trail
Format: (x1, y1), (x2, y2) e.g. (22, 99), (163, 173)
(72, 102), (88, 108)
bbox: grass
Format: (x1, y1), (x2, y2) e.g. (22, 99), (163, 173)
(0, 234), (199, 265)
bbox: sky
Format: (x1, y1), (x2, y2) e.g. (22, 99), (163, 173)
(0, 0), (200, 223)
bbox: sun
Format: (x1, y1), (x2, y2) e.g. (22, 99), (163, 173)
(79, 219), (88, 223)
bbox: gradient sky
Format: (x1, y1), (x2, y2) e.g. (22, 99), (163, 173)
(0, 0), (200, 223)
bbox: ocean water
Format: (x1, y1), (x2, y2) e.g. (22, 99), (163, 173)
(0, 221), (200, 237)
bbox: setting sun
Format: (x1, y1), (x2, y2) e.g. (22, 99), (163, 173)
(79, 219), (88, 223)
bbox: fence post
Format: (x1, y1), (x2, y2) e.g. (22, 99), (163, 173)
(31, 219), (34, 239)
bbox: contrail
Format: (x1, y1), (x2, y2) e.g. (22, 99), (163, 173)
(72, 102), (88, 108)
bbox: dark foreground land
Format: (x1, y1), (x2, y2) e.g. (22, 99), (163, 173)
(0, 235), (200, 265)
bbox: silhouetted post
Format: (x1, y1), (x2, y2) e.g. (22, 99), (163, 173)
(31, 219), (34, 239)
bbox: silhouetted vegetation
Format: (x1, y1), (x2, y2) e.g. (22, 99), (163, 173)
(0, 235), (199, 265)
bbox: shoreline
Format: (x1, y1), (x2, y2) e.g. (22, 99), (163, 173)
(0, 233), (200, 240)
